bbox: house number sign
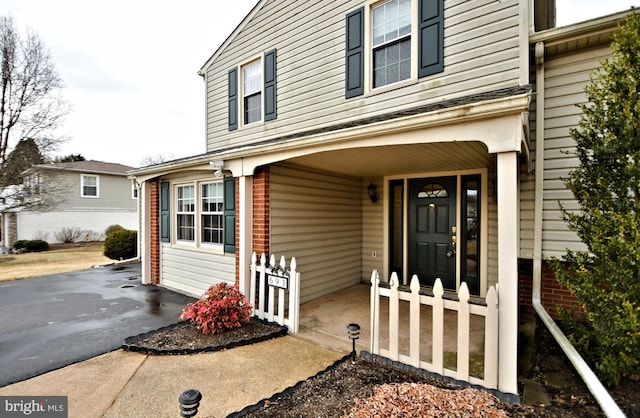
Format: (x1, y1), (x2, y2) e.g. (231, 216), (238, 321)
(267, 274), (288, 289)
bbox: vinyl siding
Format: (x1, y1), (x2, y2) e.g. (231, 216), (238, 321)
(161, 245), (235, 297)
(541, 45), (611, 258)
(46, 171), (136, 212)
(270, 164), (363, 304)
(204, 0), (522, 153)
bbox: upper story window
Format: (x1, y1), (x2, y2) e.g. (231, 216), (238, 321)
(228, 49), (277, 131)
(132, 184), (138, 199)
(345, 0), (444, 98)
(242, 60), (262, 125)
(24, 173), (41, 197)
(81, 174), (99, 198)
(372, 0), (412, 88)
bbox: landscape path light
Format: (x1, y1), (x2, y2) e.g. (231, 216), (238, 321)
(347, 323), (361, 363)
(179, 389), (202, 417)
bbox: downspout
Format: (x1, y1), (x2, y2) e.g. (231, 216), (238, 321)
(533, 41), (625, 417)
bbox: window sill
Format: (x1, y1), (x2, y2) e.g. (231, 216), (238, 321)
(365, 77), (418, 98)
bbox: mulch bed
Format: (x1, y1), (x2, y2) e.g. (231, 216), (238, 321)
(122, 317), (637, 417)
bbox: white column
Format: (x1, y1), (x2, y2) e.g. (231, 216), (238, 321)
(497, 151), (519, 395)
(238, 176), (253, 297)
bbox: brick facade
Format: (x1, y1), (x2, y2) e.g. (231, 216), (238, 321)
(518, 258), (583, 317)
(149, 180), (160, 285)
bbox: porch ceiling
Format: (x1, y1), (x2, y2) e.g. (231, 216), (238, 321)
(285, 141), (495, 178)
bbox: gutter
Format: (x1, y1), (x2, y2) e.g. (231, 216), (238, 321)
(533, 41), (625, 417)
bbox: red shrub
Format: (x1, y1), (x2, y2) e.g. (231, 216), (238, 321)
(180, 282), (253, 335)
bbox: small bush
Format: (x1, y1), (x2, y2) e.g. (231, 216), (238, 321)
(81, 230), (105, 242)
(24, 240), (49, 252)
(104, 224), (125, 238)
(180, 282), (253, 335)
(103, 230), (137, 260)
(12, 240), (28, 250)
(55, 227), (82, 243)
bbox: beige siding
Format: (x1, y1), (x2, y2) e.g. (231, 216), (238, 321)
(541, 45), (611, 258)
(270, 164), (363, 303)
(362, 178), (384, 281)
(487, 169), (498, 288)
(204, 0), (521, 153)
(161, 245), (235, 297)
(49, 171), (136, 212)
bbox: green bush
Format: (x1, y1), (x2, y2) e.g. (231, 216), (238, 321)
(25, 240), (49, 252)
(12, 240), (28, 250)
(104, 224), (125, 238)
(103, 230), (137, 260)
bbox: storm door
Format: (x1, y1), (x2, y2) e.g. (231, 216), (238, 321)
(408, 177), (457, 290)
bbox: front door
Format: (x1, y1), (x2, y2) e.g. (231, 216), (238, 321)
(408, 176), (457, 290)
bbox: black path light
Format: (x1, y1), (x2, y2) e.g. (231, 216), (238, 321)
(347, 323), (361, 363)
(179, 389), (202, 417)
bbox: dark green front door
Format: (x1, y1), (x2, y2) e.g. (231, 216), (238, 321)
(408, 176), (457, 290)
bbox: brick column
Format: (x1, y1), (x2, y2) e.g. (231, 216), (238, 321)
(149, 180), (160, 285)
(252, 167), (270, 257)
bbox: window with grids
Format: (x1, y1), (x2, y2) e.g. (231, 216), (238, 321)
(372, 0), (412, 88)
(81, 174), (99, 197)
(176, 184), (195, 242)
(201, 182), (224, 245)
(242, 60), (262, 125)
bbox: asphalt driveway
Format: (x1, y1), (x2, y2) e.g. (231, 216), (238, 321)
(0, 263), (196, 387)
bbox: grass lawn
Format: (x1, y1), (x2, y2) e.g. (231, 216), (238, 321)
(0, 242), (113, 282)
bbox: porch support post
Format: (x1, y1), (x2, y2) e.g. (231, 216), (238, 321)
(497, 151), (519, 395)
(140, 180), (151, 285)
(238, 175), (253, 297)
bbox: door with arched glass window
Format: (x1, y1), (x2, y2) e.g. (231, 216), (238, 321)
(408, 176), (457, 291)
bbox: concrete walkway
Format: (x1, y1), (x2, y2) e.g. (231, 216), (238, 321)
(0, 336), (344, 418)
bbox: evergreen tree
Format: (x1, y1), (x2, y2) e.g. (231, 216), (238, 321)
(551, 12), (640, 386)
(0, 138), (42, 186)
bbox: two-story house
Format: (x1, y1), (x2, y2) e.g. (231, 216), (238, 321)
(129, 0), (634, 397)
(1, 160), (138, 246)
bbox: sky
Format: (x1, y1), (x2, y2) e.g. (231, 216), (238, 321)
(1, 0), (637, 168)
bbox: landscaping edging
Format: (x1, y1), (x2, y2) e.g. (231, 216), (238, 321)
(121, 317), (288, 355)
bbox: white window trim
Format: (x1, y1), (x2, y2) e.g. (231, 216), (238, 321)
(363, 0), (419, 96)
(131, 183), (138, 199)
(199, 182), (224, 248)
(238, 54), (264, 128)
(80, 174), (99, 198)
(175, 184), (195, 245)
(172, 180), (225, 251)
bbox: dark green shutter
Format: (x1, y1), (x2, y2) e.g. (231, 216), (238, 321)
(160, 181), (170, 243)
(264, 49), (277, 121)
(418, 0), (444, 78)
(228, 68), (238, 131)
(345, 7), (364, 98)
(223, 176), (236, 253)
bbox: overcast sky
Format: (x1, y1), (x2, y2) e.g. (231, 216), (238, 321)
(2, 0), (637, 168)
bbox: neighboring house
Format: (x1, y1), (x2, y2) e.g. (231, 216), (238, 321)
(1, 160), (138, 246)
(129, 0), (633, 397)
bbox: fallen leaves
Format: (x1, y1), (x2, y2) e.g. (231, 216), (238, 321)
(344, 382), (507, 418)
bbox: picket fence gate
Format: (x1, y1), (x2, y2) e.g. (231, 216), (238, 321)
(250, 252), (300, 333)
(370, 270), (499, 389)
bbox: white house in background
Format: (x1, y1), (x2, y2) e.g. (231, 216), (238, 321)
(129, 0), (635, 398)
(0, 160), (138, 247)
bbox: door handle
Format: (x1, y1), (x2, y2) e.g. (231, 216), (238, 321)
(451, 226), (457, 255)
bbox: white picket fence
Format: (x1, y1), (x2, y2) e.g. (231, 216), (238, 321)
(370, 270), (499, 389)
(250, 252), (300, 333)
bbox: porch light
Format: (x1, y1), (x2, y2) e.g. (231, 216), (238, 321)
(209, 160), (225, 177)
(367, 182), (378, 203)
(347, 323), (361, 363)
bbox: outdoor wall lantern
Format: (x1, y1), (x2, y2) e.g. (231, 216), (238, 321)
(209, 160), (225, 177)
(347, 323), (361, 363)
(367, 182), (378, 203)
